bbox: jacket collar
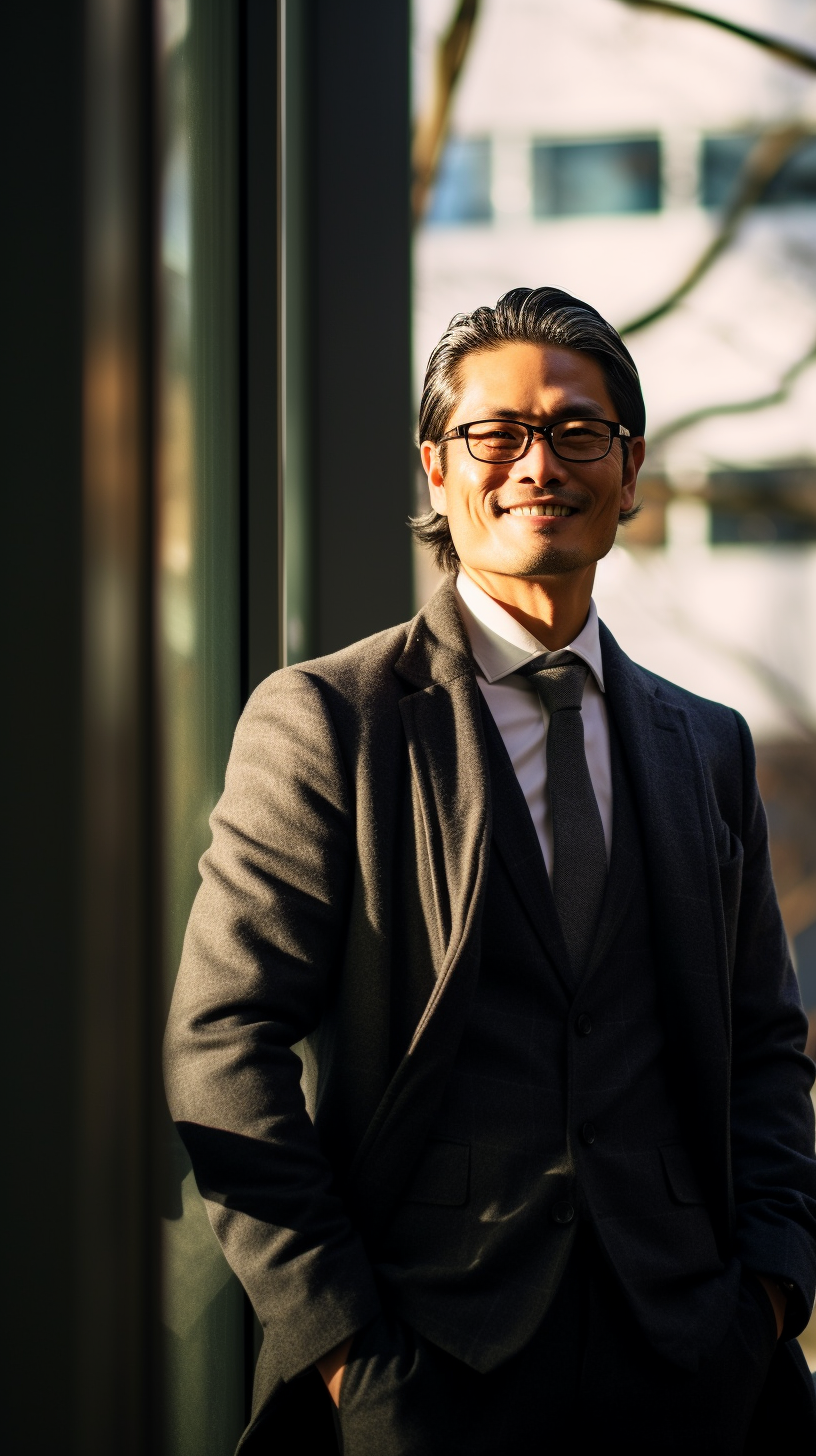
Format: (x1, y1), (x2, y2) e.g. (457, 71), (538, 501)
(456, 570), (605, 690)
(394, 578), (477, 691)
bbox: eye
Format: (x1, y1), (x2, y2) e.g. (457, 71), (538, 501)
(556, 420), (607, 440)
(469, 424), (522, 440)
(467, 421), (527, 441)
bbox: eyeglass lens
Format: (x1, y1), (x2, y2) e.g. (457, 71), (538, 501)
(466, 419), (614, 463)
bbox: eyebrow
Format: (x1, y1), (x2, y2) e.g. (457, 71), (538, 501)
(486, 402), (610, 423)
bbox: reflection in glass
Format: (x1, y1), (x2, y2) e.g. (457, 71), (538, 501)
(157, 1), (245, 1451)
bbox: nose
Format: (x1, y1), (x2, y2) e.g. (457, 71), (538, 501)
(510, 432), (568, 482)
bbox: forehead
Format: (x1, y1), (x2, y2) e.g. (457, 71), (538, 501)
(452, 341), (615, 422)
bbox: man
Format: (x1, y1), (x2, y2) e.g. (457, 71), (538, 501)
(165, 287), (816, 1453)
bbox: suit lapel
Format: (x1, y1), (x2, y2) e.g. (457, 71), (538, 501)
(600, 624), (732, 1220)
(579, 722), (636, 989)
(348, 582), (492, 1231)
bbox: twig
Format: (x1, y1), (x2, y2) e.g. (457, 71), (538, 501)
(617, 0), (816, 73)
(647, 338), (816, 451)
(412, 0), (481, 225)
(621, 126), (811, 334)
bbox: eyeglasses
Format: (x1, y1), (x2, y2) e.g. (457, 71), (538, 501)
(438, 417), (631, 465)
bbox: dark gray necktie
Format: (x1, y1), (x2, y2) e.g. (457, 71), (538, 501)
(517, 653), (607, 972)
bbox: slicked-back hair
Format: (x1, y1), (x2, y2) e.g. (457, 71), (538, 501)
(412, 286), (645, 573)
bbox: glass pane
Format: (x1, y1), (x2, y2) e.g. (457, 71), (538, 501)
(701, 135), (757, 208)
(282, 0), (315, 664)
(157, 1), (245, 1451)
(765, 136), (816, 206)
(533, 139), (661, 217)
(426, 137), (492, 224)
(703, 133), (816, 209)
(709, 468), (816, 545)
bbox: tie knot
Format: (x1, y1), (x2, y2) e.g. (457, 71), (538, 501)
(516, 652), (589, 713)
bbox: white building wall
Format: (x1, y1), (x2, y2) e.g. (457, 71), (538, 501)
(413, 0), (816, 744)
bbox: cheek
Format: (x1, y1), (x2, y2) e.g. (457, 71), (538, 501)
(445, 472), (501, 529)
(586, 466), (622, 518)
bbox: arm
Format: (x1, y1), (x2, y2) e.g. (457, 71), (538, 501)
(730, 712), (816, 1337)
(163, 670), (380, 1384)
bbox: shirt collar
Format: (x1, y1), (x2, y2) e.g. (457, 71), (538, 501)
(456, 570), (605, 691)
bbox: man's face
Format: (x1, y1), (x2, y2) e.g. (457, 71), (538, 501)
(421, 342), (644, 583)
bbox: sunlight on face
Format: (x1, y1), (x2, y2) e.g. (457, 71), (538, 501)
(422, 342), (641, 584)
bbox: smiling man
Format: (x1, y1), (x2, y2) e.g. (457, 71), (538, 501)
(165, 288), (816, 1455)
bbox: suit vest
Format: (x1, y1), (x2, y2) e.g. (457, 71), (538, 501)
(376, 695), (739, 1374)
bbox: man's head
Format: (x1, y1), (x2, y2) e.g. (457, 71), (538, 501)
(414, 287), (645, 584)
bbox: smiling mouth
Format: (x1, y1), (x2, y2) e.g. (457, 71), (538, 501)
(505, 503), (575, 517)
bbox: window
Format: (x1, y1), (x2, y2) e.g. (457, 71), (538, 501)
(532, 138), (661, 217)
(701, 135), (757, 208)
(702, 133), (816, 208)
(708, 468), (816, 544)
(158, 3), (247, 1451)
(426, 137), (492, 224)
(765, 135), (816, 205)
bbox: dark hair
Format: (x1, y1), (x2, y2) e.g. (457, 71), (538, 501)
(411, 285), (645, 573)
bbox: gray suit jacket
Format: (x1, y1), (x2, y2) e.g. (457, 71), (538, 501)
(164, 579), (816, 1451)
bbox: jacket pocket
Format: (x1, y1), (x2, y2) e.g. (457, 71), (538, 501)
(660, 1143), (705, 1205)
(405, 1139), (470, 1207)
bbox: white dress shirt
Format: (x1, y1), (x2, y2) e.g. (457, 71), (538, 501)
(456, 572), (613, 876)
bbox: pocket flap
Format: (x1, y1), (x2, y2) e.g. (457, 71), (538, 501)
(405, 1139), (470, 1207)
(660, 1143), (705, 1205)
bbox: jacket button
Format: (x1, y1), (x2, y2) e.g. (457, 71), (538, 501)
(576, 1013), (592, 1036)
(551, 1200), (575, 1225)
(581, 1122), (596, 1146)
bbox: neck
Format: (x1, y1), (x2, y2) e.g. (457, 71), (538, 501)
(460, 562), (596, 649)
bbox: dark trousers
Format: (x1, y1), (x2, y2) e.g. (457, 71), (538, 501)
(334, 1235), (780, 1456)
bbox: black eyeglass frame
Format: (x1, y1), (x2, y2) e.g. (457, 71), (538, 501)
(438, 417), (632, 464)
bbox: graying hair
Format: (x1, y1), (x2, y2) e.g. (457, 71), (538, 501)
(411, 286), (645, 573)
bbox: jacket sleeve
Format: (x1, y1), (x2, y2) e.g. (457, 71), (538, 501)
(729, 711), (816, 1336)
(163, 668), (381, 1383)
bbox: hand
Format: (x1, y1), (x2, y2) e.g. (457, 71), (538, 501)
(757, 1275), (787, 1339)
(316, 1336), (354, 1407)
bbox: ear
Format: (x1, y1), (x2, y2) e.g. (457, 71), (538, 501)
(621, 436), (645, 514)
(421, 440), (448, 516)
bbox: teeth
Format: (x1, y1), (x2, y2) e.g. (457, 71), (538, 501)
(507, 504), (572, 517)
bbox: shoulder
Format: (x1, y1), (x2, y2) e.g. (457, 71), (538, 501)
(642, 664), (743, 734)
(599, 620), (746, 760)
(239, 619), (414, 750)
(601, 619), (739, 720)
(290, 620), (412, 699)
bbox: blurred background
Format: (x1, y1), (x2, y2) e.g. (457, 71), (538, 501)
(4, 1), (816, 1452)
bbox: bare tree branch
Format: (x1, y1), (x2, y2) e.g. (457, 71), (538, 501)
(621, 125), (811, 335)
(412, 0), (481, 226)
(617, 0), (816, 73)
(646, 337), (816, 452)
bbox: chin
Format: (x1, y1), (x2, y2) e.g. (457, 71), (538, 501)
(515, 544), (590, 577)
